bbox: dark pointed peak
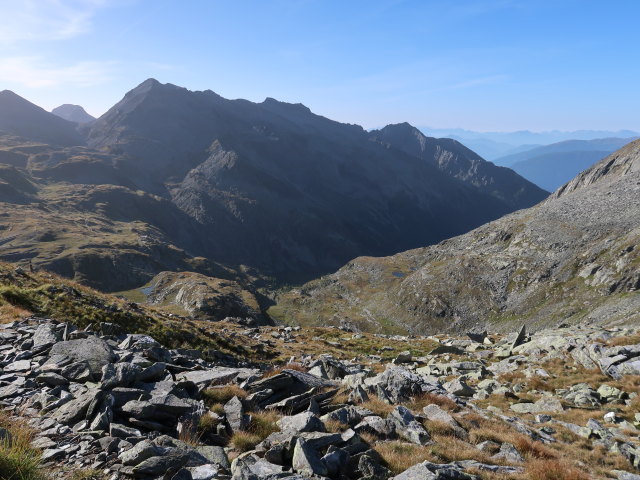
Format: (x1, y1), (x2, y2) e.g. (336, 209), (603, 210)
(138, 78), (161, 89)
(123, 78), (184, 98)
(384, 121), (423, 131)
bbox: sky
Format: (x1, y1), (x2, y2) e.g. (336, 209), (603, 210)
(0, 0), (639, 132)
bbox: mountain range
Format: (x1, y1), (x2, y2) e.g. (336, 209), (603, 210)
(422, 127), (639, 160)
(493, 137), (638, 191)
(0, 80), (546, 294)
(273, 139), (640, 334)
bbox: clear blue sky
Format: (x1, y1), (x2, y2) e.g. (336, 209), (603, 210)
(1, 0), (639, 131)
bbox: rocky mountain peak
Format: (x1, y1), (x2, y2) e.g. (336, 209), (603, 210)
(262, 97), (312, 114)
(553, 138), (640, 198)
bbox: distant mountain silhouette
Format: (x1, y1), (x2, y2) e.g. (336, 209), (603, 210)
(0, 90), (83, 145)
(421, 127), (639, 160)
(493, 138), (638, 190)
(51, 104), (95, 124)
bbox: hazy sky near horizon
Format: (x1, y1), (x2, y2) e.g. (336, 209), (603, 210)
(0, 0), (639, 132)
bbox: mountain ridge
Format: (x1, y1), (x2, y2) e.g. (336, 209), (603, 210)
(273, 139), (640, 334)
(0, 90), (83, 146)
(0, 80), (546, 293)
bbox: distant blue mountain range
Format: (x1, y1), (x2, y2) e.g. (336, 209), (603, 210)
(419, 127), (639, 161)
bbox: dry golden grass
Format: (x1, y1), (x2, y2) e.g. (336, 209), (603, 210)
(0, 302), (32, 323)
(324, 419), (344, 433)
(201, 385), (247, 406)
(0, 410), (45, 480)
(177, 420), (203, 446)
(524, 459), (590, 480)
(250, 410), (281, 438)
(607, 334), (640, 347)
(553, 407), (607, 425)
(512, 436), (556, 460)
(374, 441), (438, 474)
(548, 425), (631, 476)
(360, 397), (395, 417)
(404, 392), (460, 412)
(197, 413), (219, 435)
(229, 409), (281, 452)
(329, 389), (350, 405)
(230, 431), (262, 452)
(429, 432), (494, 464)
(425, 420), (463, 439)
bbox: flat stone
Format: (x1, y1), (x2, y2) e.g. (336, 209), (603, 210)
(177, 367), (258, 387)
(121, 400), (156, 419)
(36, 372), (69, 386)
(53, 389), (100, 425)
(278, 411), (325, 433)
(31, 436), (56, 449)
(151, 394), (193, 415)
(4, 360), (31, 373)
(195, 446), (230, 471)
(189, 464), (219, 480)
(41, 448), (66, 461)
(443, 378), (475, 397)
(0, 384), (21, 399)
(133, 451), (191, 476)
(110, 423), (142, 438)
(119, 439), (162, 466)
(60, 362), (92, 382)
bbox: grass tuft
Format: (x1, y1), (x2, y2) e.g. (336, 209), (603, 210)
(0, 411), (45, 480)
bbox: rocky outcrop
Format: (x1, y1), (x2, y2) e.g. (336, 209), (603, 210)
(144, 271), (267, 324)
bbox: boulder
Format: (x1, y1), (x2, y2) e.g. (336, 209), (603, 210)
(119, 439), (162, 466)
(292, 437), (328, 477)
(442, 378), (475, 397)
(49, 336), (115, 380)
(388, 406), (431, 445)
(224, 396), (250, 433)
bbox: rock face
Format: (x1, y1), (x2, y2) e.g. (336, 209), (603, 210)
(275, 139), (640, 334)
(145, 271), (265, 323)
(0, 81), (547, 291)
(51, 104), (95, 124)
(369, 123), (548, 209)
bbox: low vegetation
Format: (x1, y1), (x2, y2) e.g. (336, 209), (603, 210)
(0, 411), (44, 480)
